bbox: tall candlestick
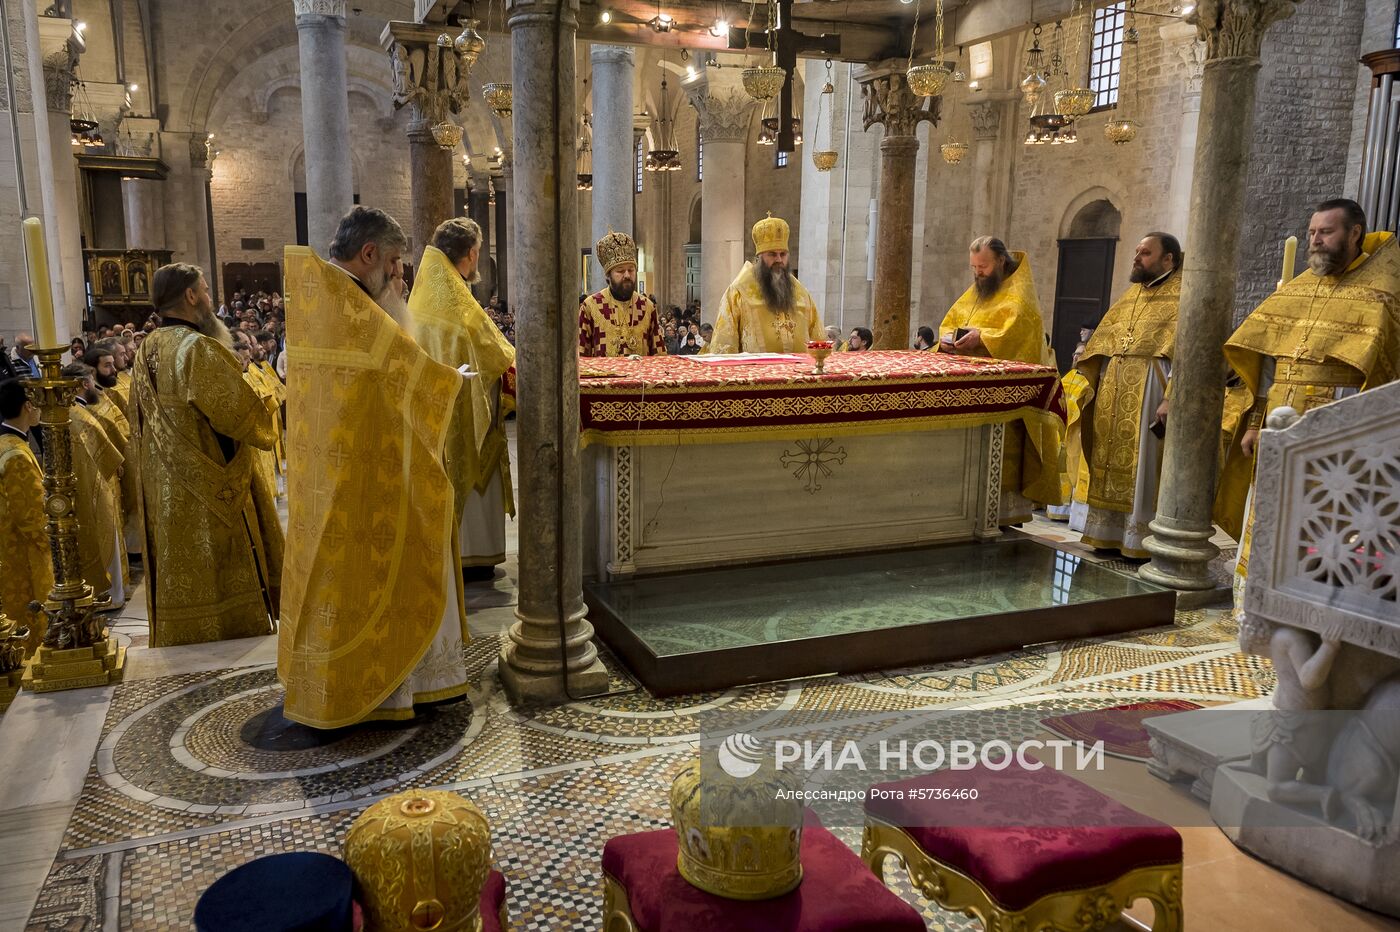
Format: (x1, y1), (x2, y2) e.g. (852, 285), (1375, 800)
(1281, 234), (1297, 285)
(21, 218), (58, 348)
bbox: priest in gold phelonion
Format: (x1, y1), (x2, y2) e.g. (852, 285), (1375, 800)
(707, 214), (825, 354)
(579, 230), (665, 357)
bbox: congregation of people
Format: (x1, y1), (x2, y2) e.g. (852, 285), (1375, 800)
(1, 193), (1396, 730)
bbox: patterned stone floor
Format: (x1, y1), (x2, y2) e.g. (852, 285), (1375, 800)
(5, 512), (1395, 931)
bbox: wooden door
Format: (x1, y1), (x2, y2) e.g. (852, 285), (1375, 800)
(1052, 238), (1116, 372)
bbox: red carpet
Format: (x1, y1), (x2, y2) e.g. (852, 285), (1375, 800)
(1041, 700), (1203, 762)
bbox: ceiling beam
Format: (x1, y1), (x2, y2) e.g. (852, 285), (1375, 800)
(953, 0), (1074, 45)
(429, 0), (916, 63)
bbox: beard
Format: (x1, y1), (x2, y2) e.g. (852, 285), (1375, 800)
(195, 311), (235, 350)
(1308, 245), (1347, 277)
(95, 371), (117, 389)
(756, 261), (794, 312)
(973, 268), (1005, 299)
(608, 279), (636, 302)
(1128, 262), (1166, 284)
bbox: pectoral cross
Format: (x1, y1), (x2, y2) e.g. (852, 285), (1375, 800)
(730, 0), (841, 153)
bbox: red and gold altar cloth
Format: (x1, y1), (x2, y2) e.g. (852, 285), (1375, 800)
(571, 350), (1066, 449)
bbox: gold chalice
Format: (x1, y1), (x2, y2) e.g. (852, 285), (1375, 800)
(806, 340), (835, 374)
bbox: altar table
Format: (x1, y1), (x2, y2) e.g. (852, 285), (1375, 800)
(578, 351), (1065, 579)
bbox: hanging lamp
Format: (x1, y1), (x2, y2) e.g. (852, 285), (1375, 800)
(907, 0), (952, 98)
(1054, 1), (1095, 121)
(741, 0), (785, 100)
(646, 61), (681, 171)
(1104, 9), (1141, 144)
(811, 59), (838, 171)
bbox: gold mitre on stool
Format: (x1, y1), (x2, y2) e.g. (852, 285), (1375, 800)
(344, 790), (492, 932)
(596, 230), (638, 274)
(751, 212), (790, 254)
(669, 754), (804, 900)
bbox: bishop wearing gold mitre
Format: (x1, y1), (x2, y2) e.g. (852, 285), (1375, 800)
(579, 231), (665, 356)
(707, 214), (825, 354)
(1068, 233), (1183, 558)
(132, 264), (282, 647)
(280, 206), (470, 729)
(939, 235), (1062, 525)
(409, 218), (517, 581)
(64, 363), (129, 610)
(0, 378), (52, 655)
(1215, 198), (1400, 601)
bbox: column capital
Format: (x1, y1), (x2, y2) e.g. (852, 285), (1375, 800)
(38, 18), (83, 114)
(856, 61), (937, 139)
(382, 20), (475, 128)
(1160, 21), (1206, 95)
(189, 132), (213, 171)
(506, 0), (579, 25)
(682, 66), (756, 143)
(965, 99), (1003, 141)
(1189, 0), (1298, 62)
(294, 0), (347, 18)
(591, 44), (634, 67)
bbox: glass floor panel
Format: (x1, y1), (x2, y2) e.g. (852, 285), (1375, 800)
(586, 539), (1170, 660)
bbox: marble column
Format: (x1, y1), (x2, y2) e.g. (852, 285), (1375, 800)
(120, 120), (167, 249)
(966, 97), (1010, 237)
(35, 14), (84, 339)
(1160, 22), (1207, 246)
(1141, 0), (1298, 593)
(857, 62), (935, 350)
(467, 177), (493, 300)
(588, 45), (634, 293)
(498, 0), (608, 704)
(188, 135), (216, 286)
(495, 164), (511, 304)
(383, 20), (472, 255)
(294, 0), (355, 254)
(682, 65), (757, 319)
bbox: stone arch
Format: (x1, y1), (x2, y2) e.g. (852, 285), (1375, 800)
(1058, 185), (1126, 239)
(287, 143), (363, 197)
(688, 192), (702, 243)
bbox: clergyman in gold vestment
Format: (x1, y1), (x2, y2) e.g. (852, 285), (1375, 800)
(409, 219), (516, 579)
(0, 379), (52, 654)
(1069, 233), (1183, 558)
(66, 363), (129, 610)
(280, 206), (469, 729)
(707, 214), (825, 354)
(1215, 199), (1400, 602)
(938, 236), (1061, 524)
(132, 264), (282, 648)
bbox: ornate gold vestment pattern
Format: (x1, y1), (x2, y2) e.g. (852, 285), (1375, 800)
(1075, 271), (1181, 513)
(0, 433), (52, 653)
(408, 245), (516, 525)
(708, 262), (825, 354)
(131, 325), (280, 647)
(279, 247), (466, 729)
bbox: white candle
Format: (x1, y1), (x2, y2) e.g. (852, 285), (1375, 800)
(1281, 235), (1297, 285)
(21, 218), (58, 348)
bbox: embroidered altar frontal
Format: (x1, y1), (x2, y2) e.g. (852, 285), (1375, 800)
(576, 351), (1066, 446)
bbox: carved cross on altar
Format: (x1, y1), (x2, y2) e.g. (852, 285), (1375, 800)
(729, 0), (840, 153)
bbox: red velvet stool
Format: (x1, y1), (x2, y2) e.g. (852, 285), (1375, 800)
(601, 813), (925, 931)
(480, 870), (508, 932)
(862, 764), (1183, 931)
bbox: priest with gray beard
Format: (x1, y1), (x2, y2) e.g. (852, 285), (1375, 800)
(707, 214), (825, 354)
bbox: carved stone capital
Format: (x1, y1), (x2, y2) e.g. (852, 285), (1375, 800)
(1160, 21), (1206, 95)
(383, 21), (474, 120)
(1188, 0), (1298, 62)
(293, 0), (346, 17)
(189, 133), (212, 171)
(43, 47), (78, 113)
(966, 100), (1002, 141)
(684, 86), (755, 142)
(856, 64), (937, 138)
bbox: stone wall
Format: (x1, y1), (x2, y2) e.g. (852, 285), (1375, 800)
(210, 85), (412, 269)
(1344, 0), (1398, 202)
(1236, 0), (1368, 319)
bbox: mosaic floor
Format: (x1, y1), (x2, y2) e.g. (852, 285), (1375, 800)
(3, 511), (1396, 931)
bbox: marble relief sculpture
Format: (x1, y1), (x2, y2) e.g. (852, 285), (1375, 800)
(1213, 381), (1400, 916)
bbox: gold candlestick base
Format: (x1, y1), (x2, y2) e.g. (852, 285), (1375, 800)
(21, 638), (125, 693)
(0, 668), (23, 714)
(17, 346), (126, 694)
